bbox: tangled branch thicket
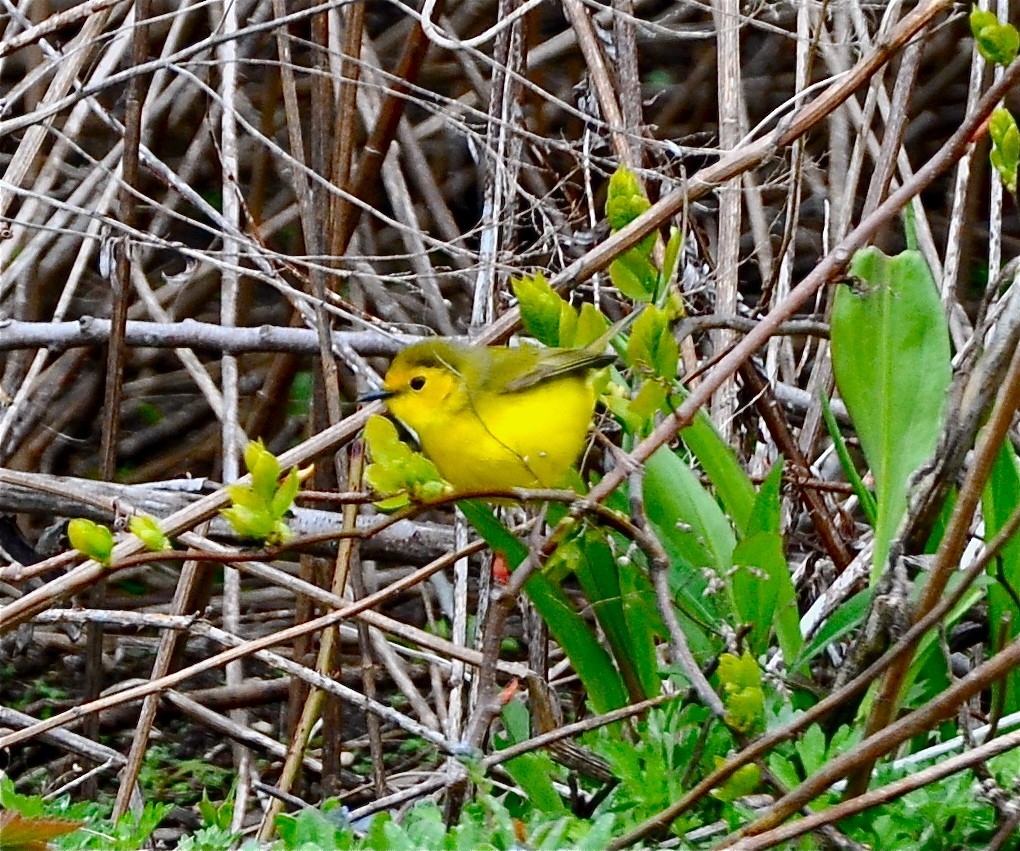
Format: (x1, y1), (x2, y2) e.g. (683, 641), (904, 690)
(2, 0), (1020, 848)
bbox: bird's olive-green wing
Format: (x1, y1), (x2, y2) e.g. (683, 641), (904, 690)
(499, 347), (615, 393)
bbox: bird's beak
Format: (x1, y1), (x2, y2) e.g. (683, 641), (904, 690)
(359, 388), (394, 403)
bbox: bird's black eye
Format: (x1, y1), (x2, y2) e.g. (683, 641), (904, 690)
(409, 375), (426, 391)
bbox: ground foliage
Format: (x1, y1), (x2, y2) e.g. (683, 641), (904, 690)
(2, 1), (1020, 849)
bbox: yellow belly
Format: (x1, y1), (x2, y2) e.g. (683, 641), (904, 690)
(416, 376), (597, 491)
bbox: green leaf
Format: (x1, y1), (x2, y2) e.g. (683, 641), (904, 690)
(718, 651), (764, 733)
(221, 504), (274, 542)
(983, 443), (1020, 713)
(572, 302), (610, 348)
(729, 535), (779, 657)
(831, 247), (952, 577)
(796, 587), (874, 667)
(271, 468), (301, 518)
(730, 531), (803, 664)
(658, 227), (683, 301)
(605, 166), (651, 231)
(575, 532), (660, 701)
(820, 387), (878, 527)
(629, 380), (669, 425)
(710, 761), (761, 803)
(643, 446), (734, 658)
(364, 415), (448, 510)
(747, 460), (783, 537)
(456, 499), (529, 565)
(644, 446), (735, 575)
(220, 440), (303, 544)
(128, 514), (171, 552)
(609, 253), (657, 302)
(627, 305), (678, 380)
(678, 406), (756, 537)
(457, 500), (629, 713)
(620, 556), (667, 691)
(67, 518), (114, 565)
(250, 442), (281, 505)
(989, 107), (1019, 194)
(796, 724), (827, 776)
(497, 702), (567, 815)
(970, 6), (1019, 66)
(511, 272), (568, 346)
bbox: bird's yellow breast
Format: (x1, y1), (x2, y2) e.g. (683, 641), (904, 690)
(406, 373), (597, 491)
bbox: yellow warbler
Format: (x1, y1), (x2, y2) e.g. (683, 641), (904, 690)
(363, 338), (617, 491)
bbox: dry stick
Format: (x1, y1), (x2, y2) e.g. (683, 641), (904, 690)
(0, 532), (516, 753)
(339, 455), (388, 803)
(740, 362), (852, 570)
(603, 51), (1020, 851)
(327, 1), (365, 260)
(0, 0), (124, 59)
(267, 10), (340, 802)
(87, 0), (148, 803)
(332, 0), (444, 256)
(349, 692), (677, 824)
(710, 0), (743, 444)
(481, 0), (956, 350)
(111, 554), (211, 819)
(562, 0), (638, 164)
(846, 325), (1020, 796)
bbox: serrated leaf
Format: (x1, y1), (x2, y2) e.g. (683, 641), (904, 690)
(511, 272), (568, 346)
(609, 252), (657, 302)
(605, 166), (650, 230)
(767, 754), (802, 790)
(67, 518), (114, 565)
(797, 724), (827, 776)
(627, 305), (678, 379)
(573, 302), (610, 348)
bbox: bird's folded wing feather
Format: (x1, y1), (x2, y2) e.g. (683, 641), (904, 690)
(501, 349), (615, 393)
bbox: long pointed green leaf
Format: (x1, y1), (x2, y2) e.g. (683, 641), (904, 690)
(831, 247), (951, 576)
(983, 444), (1020, 713)
(457, 500), (629, 713)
